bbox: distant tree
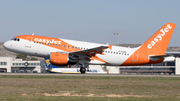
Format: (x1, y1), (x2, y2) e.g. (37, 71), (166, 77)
(16, 54), (27, 60)
(30, 57), (38, 61)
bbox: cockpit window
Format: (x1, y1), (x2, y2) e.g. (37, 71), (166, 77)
(11, 38), (20, 41)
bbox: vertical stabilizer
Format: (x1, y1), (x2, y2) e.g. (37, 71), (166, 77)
(121, 23), (176, 66)
(139, 23), (176, 55)
(44, 58), (51, 69)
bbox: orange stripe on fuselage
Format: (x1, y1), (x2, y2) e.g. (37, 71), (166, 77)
(16, 35), (81, 52)
(92, 56), (110, 65)
(15, 35), (109, 64)
(120, 49), (164, 66)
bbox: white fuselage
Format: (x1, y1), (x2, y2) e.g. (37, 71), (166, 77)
(4, 38), (138, 66)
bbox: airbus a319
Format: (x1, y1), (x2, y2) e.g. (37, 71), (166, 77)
(3, 23), (176, 74)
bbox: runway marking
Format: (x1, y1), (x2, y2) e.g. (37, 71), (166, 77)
(44, 93), (152, 98)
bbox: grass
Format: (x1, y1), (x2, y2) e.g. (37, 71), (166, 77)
(0, 75), (180, 101)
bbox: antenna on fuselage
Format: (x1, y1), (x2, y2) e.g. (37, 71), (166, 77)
(32, 33), (34, 35)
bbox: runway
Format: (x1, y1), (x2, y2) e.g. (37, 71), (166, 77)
(0, 73), (180, 77)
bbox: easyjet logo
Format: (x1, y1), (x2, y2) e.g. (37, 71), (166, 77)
(147, 24), (172, 49)
(34, 38), (61, 44)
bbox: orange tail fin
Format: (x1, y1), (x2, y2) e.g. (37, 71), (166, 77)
(139, 23), (176, 55)
(121, 23), (176, 66)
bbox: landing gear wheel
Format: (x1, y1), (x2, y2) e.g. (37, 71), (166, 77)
(80, 67), (86, 74)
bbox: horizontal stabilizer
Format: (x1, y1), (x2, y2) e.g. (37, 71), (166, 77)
(149, 55), (175, 62)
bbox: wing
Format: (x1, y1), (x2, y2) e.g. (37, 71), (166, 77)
(69, 44), (113, 57)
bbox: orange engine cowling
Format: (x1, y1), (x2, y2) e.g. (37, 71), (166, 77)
(50, 52), (76, 66)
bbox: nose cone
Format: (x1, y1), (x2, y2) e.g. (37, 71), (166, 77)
(3, 41), (12, 51)
(3, 41), (10, 50)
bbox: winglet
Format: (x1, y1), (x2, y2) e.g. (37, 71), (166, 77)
(107, 44), (113, 50)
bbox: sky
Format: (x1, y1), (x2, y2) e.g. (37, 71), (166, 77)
(0, 0), (180, 46)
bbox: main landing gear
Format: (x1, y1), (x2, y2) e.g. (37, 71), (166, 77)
(80, 67), (86, 74)
(77, 60), (87, 74)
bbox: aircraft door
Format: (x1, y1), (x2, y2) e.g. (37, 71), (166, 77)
(132, 51), (139, 62)
(66, 45), (75, 52)
(25, 36), (32, 48)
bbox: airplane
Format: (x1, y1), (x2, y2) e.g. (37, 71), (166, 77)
(3, 23), (176, 74)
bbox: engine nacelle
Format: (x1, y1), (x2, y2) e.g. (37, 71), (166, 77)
(50, 52), (76, 66)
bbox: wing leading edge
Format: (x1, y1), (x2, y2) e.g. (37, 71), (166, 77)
(69, 44), (113, 57)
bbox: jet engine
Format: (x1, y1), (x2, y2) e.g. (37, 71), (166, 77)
(50, 52), (76, 66)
